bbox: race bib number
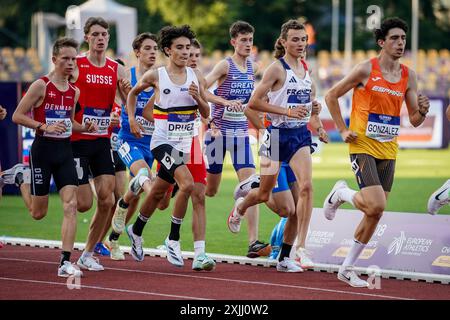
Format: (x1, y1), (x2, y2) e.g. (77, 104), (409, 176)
(365, 113), (400, 142)
(286, 89), (312, 125)
(222, 105), (247, 122)
(82, 107), (111, 136)
(167, 113), (195, 141)
(286, 103), (312, 125)
(44, 118), (72, 139)
(135, 108), (154, 136)
(110, 132), (120, 151)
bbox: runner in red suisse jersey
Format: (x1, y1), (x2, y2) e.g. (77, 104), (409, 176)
(12, 37), (95, 278)
(69, 17), (130, 272)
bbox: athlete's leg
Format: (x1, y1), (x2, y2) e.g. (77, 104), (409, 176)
(171, 165), (194, 221)
(19, 183), (32, 213)
(59, 185), (78, 253)
(205, 173), (222, 197)
(85, 174), (115, 252)
(236, 167), (259, 244)
(76, 184), (94, 212)
(191, 182), (206, 242)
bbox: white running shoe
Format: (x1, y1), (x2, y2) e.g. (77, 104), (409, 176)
(58, 261), (83, 278)
(129, 168), (149, 196)
(0, 163), (29, 186)
(295, 247), (315, 269)
(165, 237), (184, 267)
(323, 180), (347, 220)
(227, 197), (244, 233)
(233, 174), (260, 200)
(192, 253), (216, 271)
(126, 224), (144, 261)
(337, 267), (369, 288)
(427, 179), (450, 215)
(111, 200), (128, 234)
(77, 255), (104, 271)
(108, 239), (125, 261)
(276, 257), (304, 273)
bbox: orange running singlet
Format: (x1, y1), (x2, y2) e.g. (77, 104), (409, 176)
(349, 58), (409, 159)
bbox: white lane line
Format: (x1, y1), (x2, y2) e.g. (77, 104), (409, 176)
(0, 277), (208, 300)
(0, 257), (414, 300)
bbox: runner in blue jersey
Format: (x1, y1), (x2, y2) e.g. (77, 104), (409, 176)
(204, 21), (270, 258)
(107, 33), (158, 260)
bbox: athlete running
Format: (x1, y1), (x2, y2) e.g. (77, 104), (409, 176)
(125, 25), (210, 267)
(12, 37), (96, 277)
(323, 17), (430, 287)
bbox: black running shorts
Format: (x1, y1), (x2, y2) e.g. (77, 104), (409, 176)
(113, 150), (126, 173)
(71, 138), (115, 185)
(151, 144), (189, 184)
(350, 153), (396, 192)
(30, 136), (78, 196)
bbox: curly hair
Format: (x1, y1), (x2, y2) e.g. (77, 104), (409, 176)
(158, 25), (196, 57)
(374, 17), (408, 43)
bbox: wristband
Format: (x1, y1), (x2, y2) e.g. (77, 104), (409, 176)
(287, 108), (291, 117)
(36, 122), (44, 131)
(419, 110), (427, 118)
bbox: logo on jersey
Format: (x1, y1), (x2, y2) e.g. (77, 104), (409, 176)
(49, 91), (56, 98)
(107, 65), (116, 72)
(232, 75), (240, 80)
(163, 89), (171, 94)
(371, 77), (381, 82)
(371, 85), (403, 97)
(80, 64), (89, 68)
(288, 77), (297, 84)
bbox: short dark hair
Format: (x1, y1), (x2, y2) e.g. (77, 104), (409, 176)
(191, 39), (202, 49)
(158, 25), (196, 57)
(84, 17), (109, 35)
(229, 21), (254, 38)
(374, 17), (408, 43)
(132, 32), (158, 51)
(53, 37), (79, 56)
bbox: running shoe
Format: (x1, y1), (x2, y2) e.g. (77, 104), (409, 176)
(233, 174), (260, 200)
(108, 239), (125, 261)
(164, 237), (184, 267)
(126, 224), (144, 262)
(323, 180), (347, 220)
(192, 253), (216, 271)
(427, 179), (450, 215)
(295, 247), (315, 269)
(247, 240), (272, 258)
(129, 168), (149, 196)
(227, 197), (244, 233)
(337, 267), (369, 288)
(77, 255), (104, 271)
(111, 200), (128, 234)
(276, 257), (304, 273)
(94, 242), (110, 256)
(58, 261), (83, 278)
(0, 164), (29, 186)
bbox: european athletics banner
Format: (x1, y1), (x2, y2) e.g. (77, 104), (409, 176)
(305, 208), (450, 275)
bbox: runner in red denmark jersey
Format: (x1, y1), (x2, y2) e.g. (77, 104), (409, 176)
(71, 55), (118, 141)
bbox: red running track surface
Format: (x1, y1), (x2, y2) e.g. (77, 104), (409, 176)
(0, 244), (449, 300)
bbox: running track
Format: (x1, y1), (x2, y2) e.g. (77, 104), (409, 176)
(0, 245), (449, 300)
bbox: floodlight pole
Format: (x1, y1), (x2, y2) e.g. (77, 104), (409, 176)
(344, 0), (353, 73)
(411, 0), (419, 72)
(331, 0), (339, 52)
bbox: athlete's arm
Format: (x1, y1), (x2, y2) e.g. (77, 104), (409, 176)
(325, 61), (371, 143)
(244, 106), (265, 130)
(142, 94), (155, 122)
(71, 87), (96, 133)
(12, 79), (64, 135)
(404, 68), (430, 127)
(192, 70), (210, 119)
(205, 59), (228, 89)
(309, 82), (328, 143)
(248, 62), (308, 119)
(116, 64), (131, 105)
(127, 69), (158, 138)
(446, 105), (450, 121)
(0, 105), (7, 120)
